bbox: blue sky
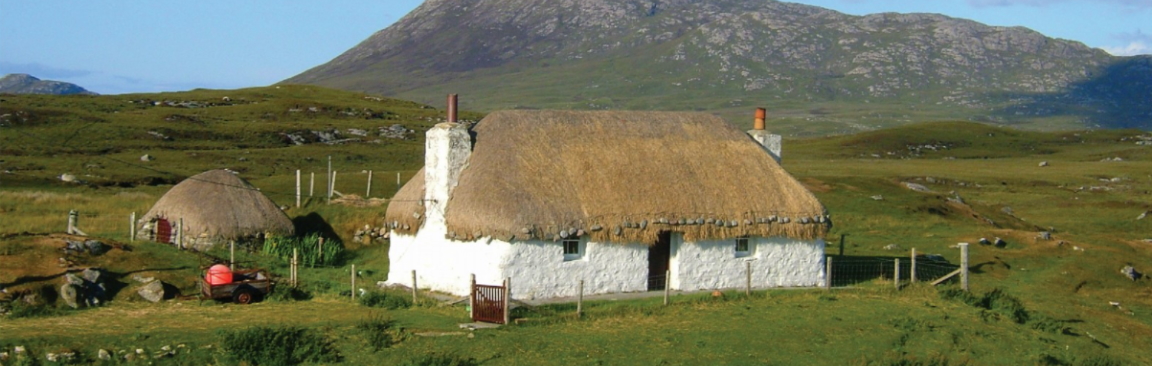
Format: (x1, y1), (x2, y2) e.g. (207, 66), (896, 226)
(1, 0), (1148, 94)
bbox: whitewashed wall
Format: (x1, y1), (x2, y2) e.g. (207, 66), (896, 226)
(500, 239), (649, 300)
(671, 237), (826, 292)
(388, 225), (650, 300)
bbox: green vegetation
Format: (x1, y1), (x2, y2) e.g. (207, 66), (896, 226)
(1, 90), (1150, 364)
(218, 326), (340, 365)
(263, 232), (345, 267)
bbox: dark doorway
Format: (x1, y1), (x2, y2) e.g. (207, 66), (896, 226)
(155, 218), (172, 244)
(648, 231), (671, 291)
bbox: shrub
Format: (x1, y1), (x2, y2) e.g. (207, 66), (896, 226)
(398, 353), (479, 366)
(359, 290), (412, 310)
(356, 313), (404, 351)
(217, 326), (339, 365)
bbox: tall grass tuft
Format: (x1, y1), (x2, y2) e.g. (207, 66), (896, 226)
(261, 232), (343, 267)
(218, 326), (339, 365)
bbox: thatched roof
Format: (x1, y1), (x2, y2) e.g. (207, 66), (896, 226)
(385, 110), (828, 244)
(141, 170), (295, 239)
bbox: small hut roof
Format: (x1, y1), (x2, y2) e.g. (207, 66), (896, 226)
(385, 110), (828, 244)
(141, 170), (295, 239)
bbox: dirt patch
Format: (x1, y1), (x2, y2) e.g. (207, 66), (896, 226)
(800, 177), (833, 193)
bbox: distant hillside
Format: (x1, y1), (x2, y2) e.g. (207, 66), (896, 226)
(286, 0), (1152, 133)
(0, 74), (96, 95)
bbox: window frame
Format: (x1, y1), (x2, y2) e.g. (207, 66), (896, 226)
(734, 236), (752, 258)
(562, 238), (584, 261)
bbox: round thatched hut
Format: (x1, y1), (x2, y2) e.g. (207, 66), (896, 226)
(137, 170), (294, 250)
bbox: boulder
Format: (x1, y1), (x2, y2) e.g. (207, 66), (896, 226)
(60, 283), (80, 309)
(59, 173), (78, 183)
(82, 268), (102, 283)
(98, 349), (111, 361)
(1038, 161), (1049, 167)
(978, 238), (992, 245)
(84, 240), (108, 255)
(883, 244), (902, 251)
(1121, 266), (1142, 281)
(903, 182), (931, 192)
(138, 280), (166, 303)
(140, 154), (154, 162)
(1037, 231), (1052, 241)
(993, 237), (1007, 248)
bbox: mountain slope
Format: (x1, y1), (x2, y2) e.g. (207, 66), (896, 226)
(0, 74), (96, 95)
(286, 0), (1151, 133)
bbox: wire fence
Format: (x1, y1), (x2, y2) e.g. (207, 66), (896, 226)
(829, 256), (961, 288)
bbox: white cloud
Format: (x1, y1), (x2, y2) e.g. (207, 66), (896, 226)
(967, 0), (1152, 7)
(1102, 41), (1151, 55)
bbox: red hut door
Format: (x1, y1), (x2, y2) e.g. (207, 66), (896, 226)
(155, 218), (172, 244)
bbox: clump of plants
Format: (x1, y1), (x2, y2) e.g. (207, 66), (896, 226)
(356, 312), (405, 352)
(938, 287), (1068, 333)
(358, 289), (412, 310)
(398, 352), (479, 366)
(261, 232), (343, 267)
(217, 326), (339, 365)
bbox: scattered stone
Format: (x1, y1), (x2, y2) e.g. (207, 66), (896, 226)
(1038, 231), (1051, 241)
(1038, 161), (1049, 167)
(993, 237), (1007, 248)
(883, 244), (902, 251)
(82, 268), (102, 283)
(14, 346), (25, 354)
(59, 173), (78, 183)
(1137, 211), (1149, 220)
(98, 349), (111, 361)
(132, 274), (155, 283)
(140, 154), (154, 162)
(60, 283), (80, 309)
(84, 239), (108, 255)
(1073, 246), (1085, 251)
(46, 352), (58, 362)
(1001, 206), (1014, 216)
(1121, 265), (1142, 281)
(871, 195), (883, 201)
(903, 182), (931, 192)
(978, 238), (991, 245)
(138, 280), (167, 303)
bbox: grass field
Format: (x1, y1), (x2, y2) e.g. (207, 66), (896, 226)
(1, 89), (1150, 365)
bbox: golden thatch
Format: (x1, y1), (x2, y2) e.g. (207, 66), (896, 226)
(385, 110), (829, 244)
(140, 170), (295, 241)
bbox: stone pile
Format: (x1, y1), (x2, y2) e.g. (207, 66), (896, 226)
(60, 268), (108, 308)
(353, 224), (390, 244)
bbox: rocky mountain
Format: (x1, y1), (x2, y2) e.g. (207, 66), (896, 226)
(0, 74), (96, 95)
(286, 0), (1151, 132)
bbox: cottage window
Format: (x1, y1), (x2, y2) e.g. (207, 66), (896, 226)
(563, 239), (584, 261)
(735, 237), (751, 258)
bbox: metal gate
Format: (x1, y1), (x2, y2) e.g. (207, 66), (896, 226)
(471, 283), (507, 324)
(156, 218), (172, 244)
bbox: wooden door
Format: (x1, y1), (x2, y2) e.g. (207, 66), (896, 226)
(155, 218), (172, 244)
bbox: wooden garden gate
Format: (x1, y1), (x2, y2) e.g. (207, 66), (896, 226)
(155, 218), (172, 244)
(470, 278), (509, 324)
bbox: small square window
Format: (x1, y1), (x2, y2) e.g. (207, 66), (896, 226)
(563, 239), (583, 261)
(735, 237), (751, 258)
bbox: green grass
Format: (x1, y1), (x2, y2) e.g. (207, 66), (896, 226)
(2, 92), (1150, 364)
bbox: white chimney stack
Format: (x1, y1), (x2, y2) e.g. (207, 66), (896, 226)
(423, 95), (471, 229)
(747, 107), (782, 163)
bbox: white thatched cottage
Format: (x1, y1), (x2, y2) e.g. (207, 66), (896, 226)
(384, 109), (829, 300)
(137, 169), (295, 251)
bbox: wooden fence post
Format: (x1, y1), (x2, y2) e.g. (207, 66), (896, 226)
(177, 218), (184, 250)
(67, 210), (77, 234)
(331, 171), (338, 199)
(310, 172), (315, 198)
(663, 269), (671, 306)
(230, 240), (235, 270)
(894, 258), (900, 290)
(129, 212), (136, 242)
(296, 169), (301, 208)
(503, 277), (511, 325)
(292, 248), (298, 288)
(318, 236), (324, 267)
(411, 270), (418, 303)
(825, 256), (833, 289)
(469, 274), (476, 320)
(577, 280), (584, 318)
(367, 170), (373, 197)
(351, 264), (357, 301)
(960, 243), (970, 292)
(910, 248), (917, 283)
(745, 261), (752, 296)
(327, 156), (332, 204)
